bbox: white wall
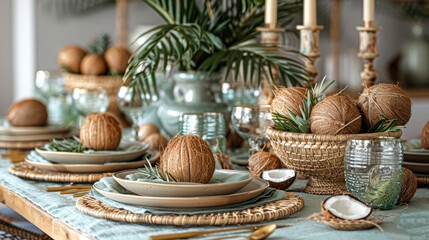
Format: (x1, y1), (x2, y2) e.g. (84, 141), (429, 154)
(0, 0), (14, 115)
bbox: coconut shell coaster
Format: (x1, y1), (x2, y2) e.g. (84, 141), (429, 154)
(309, 213), (385, 231)
(76, 192), (304, 226)
(9, 162), (112, 183)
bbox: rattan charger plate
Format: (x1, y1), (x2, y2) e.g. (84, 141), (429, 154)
(9, 162), (112, 183)
(76, 192), (304, 226)
(309, 213), (385, 231)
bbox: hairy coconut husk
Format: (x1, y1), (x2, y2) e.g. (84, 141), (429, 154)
(397, 168), (417, 204)
(160, 134), (215, 183)
(138, 123), (160, 141)
(271, 87), (308, 118)
(105, 46), (131, 74)
(421, 121), (429, 149)
(216, 153), (235, 170)
(226, 131), (244, 149)
(80, 113), (122, 150)
(58, 45), (87, 73)
(358, 84), (411, 130)
(310, 95), (362, 135)
(145, 133), (168, 152)
(248, 152), (282, 178)
(7, 99), (48, 127)
(80, 53), (107, 75)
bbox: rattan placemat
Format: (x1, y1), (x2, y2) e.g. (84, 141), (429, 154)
(9, 162), (112, 183)
(0, 218), (52, 240)
(309, 213), (385, 231)
(0, 140), (50, 150)
(76, 192), (304, 226)
(417, 176), (429, 186)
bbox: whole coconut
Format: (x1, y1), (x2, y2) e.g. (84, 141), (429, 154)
(248, 152), (282, 178)
(105, 46), (131, 74)
(271, 87), (308, 118)
(160, 134), (215, 183)
(7, 99), (48, 127)
(80, 113), (122, 150)
(58, 45), (87, 73)
(145, 133), (168, 152)
(421, 121), (429, 149)
(80, 53), (107, 75)
(397, 168), (417, 204)
(358, 84), (411, 130)
(138, 123), (160, 141)
(310, 95), (362, 135)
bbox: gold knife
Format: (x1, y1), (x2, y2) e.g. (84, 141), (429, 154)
(150, 224), (290, 240)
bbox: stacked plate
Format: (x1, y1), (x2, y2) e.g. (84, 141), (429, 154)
(93, 169), (269, 209)
(0, 118), (74, 149)
(25, 141), (159, 173)
(403, 139), (429, 175)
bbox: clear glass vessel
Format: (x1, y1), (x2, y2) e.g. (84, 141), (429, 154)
(344, 137), (403, 210)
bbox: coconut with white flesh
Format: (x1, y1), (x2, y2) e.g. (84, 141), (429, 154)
(261, 169), (296, 190)
(321, 194), (372, 220)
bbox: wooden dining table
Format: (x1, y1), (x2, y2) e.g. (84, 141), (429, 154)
(0, 154), (428, 240)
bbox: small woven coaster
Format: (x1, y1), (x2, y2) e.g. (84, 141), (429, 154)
(417, 176), (429, 186)
(76, 192), (305, 226)
(9, 162), (112, 183)
(0, 140), (50, 150)
(309, 213), (385, 231)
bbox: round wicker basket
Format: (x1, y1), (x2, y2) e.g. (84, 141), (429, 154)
(63, 73), (129, 127)
(266, 127), (402, 195)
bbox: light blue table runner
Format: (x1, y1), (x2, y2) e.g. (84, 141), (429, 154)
(0, 157), (428, 240)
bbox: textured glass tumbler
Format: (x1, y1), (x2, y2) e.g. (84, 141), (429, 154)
(179, 113), (205, 137)
(344, 137), (403, 210)
(202, 112), (226, 155)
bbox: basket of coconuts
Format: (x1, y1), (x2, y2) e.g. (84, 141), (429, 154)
(266, 80), (409, 195)
(58, 34), (131, 127)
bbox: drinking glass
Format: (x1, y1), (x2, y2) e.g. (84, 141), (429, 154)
(231, 105), (272, 156)
(344, 137), (403, 210)
(117, 86), (152, 140)
(72, 88), (109, 126)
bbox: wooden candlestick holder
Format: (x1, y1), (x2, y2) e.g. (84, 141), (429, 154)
(357, 23), (381, 88)
(257, 27), (285, 105)
(297, 25), (324, 86)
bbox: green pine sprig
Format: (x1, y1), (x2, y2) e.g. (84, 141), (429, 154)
(138, 160), (177, 183)
(46, 136), (87, 153)
(89, 33), (111, 55)
(367, 115), (405, 133)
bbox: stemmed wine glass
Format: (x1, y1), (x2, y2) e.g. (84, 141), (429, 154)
(231, 105), (273, 156)
(117, 86), (153, 140)
(72, 88), (110, 126)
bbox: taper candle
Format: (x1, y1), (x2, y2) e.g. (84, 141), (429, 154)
(304, 0), (316, 26)
(363, 0), (374, 23)
(265, 0), (277, 29)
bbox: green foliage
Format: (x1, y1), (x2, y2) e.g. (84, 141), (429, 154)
(89, 33), (111, 55)
(125, 0), (307, 96)
(44, 136), (87, 153)
(138, 160), (177, 182)
(367, 115), (405, 133)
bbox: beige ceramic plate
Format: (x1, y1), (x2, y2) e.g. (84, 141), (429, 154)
(0, 125), (73, 136)
(403, 162), (429, 174)
(113, 169), (253, 197)
(25, 149), (159, 173)
(0, 132), (73, 141)
(94, 177), (269, 209)
(35, 142), (150, 164)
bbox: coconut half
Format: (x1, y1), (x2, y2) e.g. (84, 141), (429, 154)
(261, 169), (296, 190)
(321, 194), (372, 220)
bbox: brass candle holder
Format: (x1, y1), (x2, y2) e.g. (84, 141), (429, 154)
(357, 22), (381, 88)
(297, 25), (324, 86)
(256, 27), (285, 105)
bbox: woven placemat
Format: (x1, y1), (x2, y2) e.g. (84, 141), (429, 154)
(0, 218), (51, 240)
(0, 140), (50, 150)
(309, 213), (385, 231)
(417, 176), (429, 186)
(76, 192), (304, 226)
(9, 162), (112, 183)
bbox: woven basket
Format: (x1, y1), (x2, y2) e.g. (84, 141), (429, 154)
(266, 127), (402, 195)
(63, 73), (129, 127)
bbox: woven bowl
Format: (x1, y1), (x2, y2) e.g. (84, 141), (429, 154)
(266, 127), (402, 195)
(63, 73), (129, 127)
